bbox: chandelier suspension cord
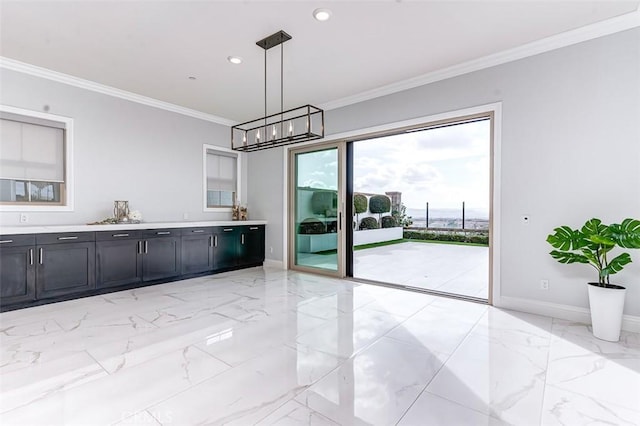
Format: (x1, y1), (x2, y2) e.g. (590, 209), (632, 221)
(280, 42), (284, 137)
(264, 48), (267, 137)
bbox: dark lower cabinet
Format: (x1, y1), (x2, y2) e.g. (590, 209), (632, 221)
(1, 224), (264, 310)
(213, 227), (239, 270)
(96, 236), (143, 289)
(212, 225), (266, 270)
(0, 236), (36, 306)
(36, 241), (96, 299)
(142, 232), (181, 281)
(239, 226), (266, 267)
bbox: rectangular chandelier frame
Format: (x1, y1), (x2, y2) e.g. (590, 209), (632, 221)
(231, 105), (324, 152)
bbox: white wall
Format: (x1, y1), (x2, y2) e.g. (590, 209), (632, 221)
(247, 28), (640, 317)
(0, 68), (245, 226)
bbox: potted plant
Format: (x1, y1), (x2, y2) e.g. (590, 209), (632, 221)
(546, 218), (640, 341)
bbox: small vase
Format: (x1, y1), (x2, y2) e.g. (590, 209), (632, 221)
(587, 282), (626, 342)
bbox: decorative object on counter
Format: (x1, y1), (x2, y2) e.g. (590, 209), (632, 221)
(239, 206), (248, 221)
(114, 200), (130, 223)
(232, 205), (248, 221)
(128, 210), (142, 223)
(88, 217), (119, 225)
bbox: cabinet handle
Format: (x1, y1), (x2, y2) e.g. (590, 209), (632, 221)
(144, 241), (148, 254)
(112, 233), (129, 237)
(0, 239), (14, 244)
(58, 236), (78, 240)
(241, 234), (245, 245)
(38, 247), (43, 265)
(137, 241), (141, 254)
(156, 231), (171, 235)
(214, 235), (218, 247)
(192, 230), (204, 233)
(29, 248), (34, 265)
(209, 236), (213, 247)
(223, 228), (233, 232)
(249, 227), (259, 230)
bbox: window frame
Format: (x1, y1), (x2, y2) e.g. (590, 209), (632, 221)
(202, 144), (242, 212)
(0, 105), (74, 212)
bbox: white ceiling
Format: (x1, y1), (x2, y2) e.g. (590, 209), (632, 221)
(1, 1), (638, 123)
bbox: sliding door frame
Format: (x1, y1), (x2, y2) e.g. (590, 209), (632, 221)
(282, 102), (501, 305)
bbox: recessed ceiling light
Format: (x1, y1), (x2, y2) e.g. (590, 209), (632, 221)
(313, 8), (332, 22)
(227, 56), (243, 65)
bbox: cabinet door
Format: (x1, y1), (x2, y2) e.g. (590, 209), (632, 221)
(238, 226), (265, 266)
(96, 240), (143, 289)
(142, 237), (181, 281)
(36, 242), (96, 299)
(0, 245), (36, 305)
(181, 234), (214, 275)
(213, 228), (238, 271)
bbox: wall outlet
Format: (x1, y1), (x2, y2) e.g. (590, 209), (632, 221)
(540, 279), (549, 290)
(19, 213), (28, 223)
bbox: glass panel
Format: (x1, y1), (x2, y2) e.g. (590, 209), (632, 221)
(352, 119), (490, 300)
(0, 179), (60, 203)
(294, 148), (338, 272)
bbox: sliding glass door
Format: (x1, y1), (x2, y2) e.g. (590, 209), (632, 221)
(289, 144), (345, 276)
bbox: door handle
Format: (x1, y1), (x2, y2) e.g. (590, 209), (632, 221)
(38, 247), (43, 265)
(339, 212), (342, 231)
(29, 248), (34, 265)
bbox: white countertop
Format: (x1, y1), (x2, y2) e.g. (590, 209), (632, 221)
(0, 220), (267, 235)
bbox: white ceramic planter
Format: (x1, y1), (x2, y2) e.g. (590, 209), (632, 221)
(587, 282), (626, 342)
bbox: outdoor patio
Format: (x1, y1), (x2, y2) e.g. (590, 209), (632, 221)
(354, 241), (489, 299)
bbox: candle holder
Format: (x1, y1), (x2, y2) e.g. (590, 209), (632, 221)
(114, 200), (130, 223)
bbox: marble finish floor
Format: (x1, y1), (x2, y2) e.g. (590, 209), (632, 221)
(1, 267), (638, 425)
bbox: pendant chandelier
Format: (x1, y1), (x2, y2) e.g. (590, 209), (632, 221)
(231, 30), (324, 152)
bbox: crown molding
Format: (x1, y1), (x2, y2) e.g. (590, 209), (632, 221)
(0, 57), (236, 127)
(2, 9), (638, 121)
(319, 10), (640, 112)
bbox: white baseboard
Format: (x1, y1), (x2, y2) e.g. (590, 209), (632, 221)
(496, 296), (640, 334)
(263, 259), (285, 270)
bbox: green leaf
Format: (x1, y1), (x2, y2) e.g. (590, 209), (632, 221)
(609, 218), (640, 249)
(546, 226), (586, 251)
(601, 252), (632, 277)
(581, 218), (607, 237)
(549, 250), (590, 264)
